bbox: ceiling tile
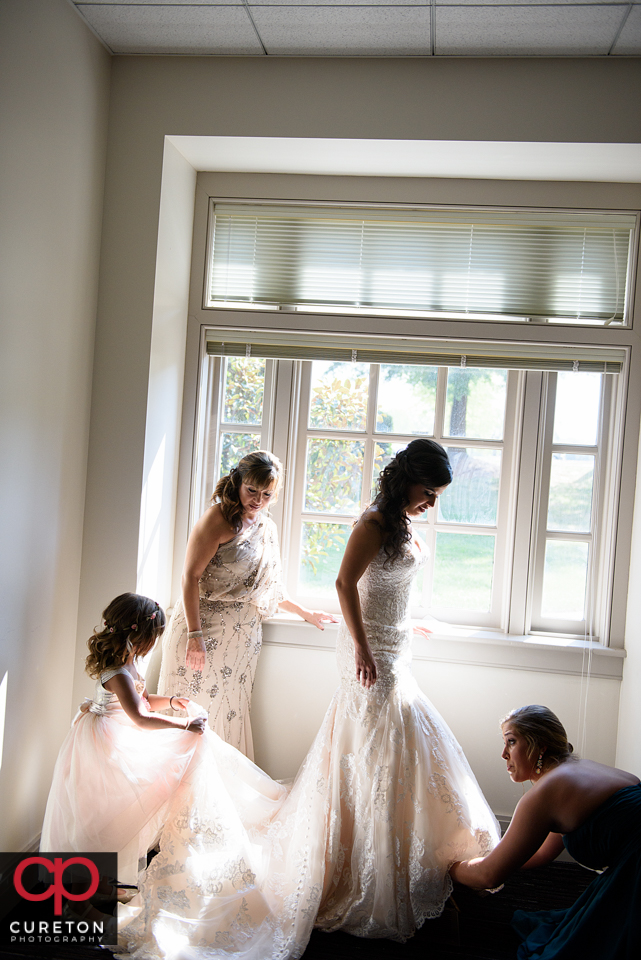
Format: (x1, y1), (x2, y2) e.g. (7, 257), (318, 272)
(435, 6), (625, 54)
(249, 0), (427, 5)
(76, 1), (237, 5)
(436, 0), (625, 5)
(611, 4), (641, 53)
(75, 4), (262, 54)
(249, 7), (431, 53)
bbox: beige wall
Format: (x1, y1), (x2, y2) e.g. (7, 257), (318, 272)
(0, 0), (111, 849)
(2, 14), (641, 848)
(78, 54), (641, 826)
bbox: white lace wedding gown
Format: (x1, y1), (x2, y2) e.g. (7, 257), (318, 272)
(118, 536), (500, 958)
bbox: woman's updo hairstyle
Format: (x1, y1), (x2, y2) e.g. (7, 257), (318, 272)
(86, 593), (165, 678)
(501, 704), (576, 768)
(212, 450), (283, 533)
(372, 438), (453, 564)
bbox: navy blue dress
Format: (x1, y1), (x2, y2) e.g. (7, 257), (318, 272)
(513, 783), (641, 959)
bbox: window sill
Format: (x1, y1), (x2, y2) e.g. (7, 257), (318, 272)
(263, 615), (625, 680)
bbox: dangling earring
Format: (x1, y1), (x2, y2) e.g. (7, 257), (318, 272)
(535, 753), (544, 775)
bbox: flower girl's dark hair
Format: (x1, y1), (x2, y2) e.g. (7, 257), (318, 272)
(371, 438), (453, 564)
(212, 450), (283, 533)
(85, 593), (166, 678)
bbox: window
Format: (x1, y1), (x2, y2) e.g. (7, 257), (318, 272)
(193, 340), (623, 643)
(205, 202), (636, 325)
(186, 197), (637, 649)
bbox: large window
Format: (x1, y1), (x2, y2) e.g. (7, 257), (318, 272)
(193, 343), (623, 642)
(186, 197), (637, 648)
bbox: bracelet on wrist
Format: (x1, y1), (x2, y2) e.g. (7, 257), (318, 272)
(188, 630), (203, 639)
(169, 696), (176, 710)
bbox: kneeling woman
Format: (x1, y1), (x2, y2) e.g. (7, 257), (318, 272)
(450, 705), (640, 960)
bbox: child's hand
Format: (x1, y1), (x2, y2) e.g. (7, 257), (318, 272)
(186, 716), (206, 735)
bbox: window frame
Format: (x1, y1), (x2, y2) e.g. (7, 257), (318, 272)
(194, 338), (627, 646)
(178, 185), (640, 659)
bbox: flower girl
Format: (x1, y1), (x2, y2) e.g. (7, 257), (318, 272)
(40, 593), (208, 883)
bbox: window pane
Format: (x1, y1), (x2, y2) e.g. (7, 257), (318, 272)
(299, 521), (350, 597)
(541, 541), (588, 619)
(308, 361), (369, 431)
(432, 532), (495, 612)
(372, 441), (405, 500)
(376, 364), (437, 435)
(440, 448), (501, 525)
(444, 369), (507, 440)
(548, 454), (594, 533)
(553, 372), (601, 446)
(305, 438), (365, 515)
(222, 357), (265, 425)
(219, 432), (262, 478)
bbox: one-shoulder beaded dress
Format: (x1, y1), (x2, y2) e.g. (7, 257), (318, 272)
(157, 515), (284, 760)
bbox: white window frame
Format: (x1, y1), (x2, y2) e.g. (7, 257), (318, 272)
(177, 186), (640, 663)
(193, 341), (625, 645)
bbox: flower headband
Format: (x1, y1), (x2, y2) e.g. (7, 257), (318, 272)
(104, 602), (159, 634)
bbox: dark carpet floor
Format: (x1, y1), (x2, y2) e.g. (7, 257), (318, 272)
(0, 861), (594, 960)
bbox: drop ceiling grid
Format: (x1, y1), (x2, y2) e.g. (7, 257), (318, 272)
(73, 1), (641, 55)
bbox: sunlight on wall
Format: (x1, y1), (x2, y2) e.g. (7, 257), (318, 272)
(137, 436), (166, 601)
(0, 673), (7, 772)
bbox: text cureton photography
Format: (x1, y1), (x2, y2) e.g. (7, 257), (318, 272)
(0, 851), (117, 947)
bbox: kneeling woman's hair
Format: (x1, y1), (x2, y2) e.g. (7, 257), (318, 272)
(501, 704), (576, 767)
(212, 450), (283, 532)
(86, 593), (166, 678)
(373, 438), (453, 563)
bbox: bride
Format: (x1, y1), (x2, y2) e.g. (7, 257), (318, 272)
(119, 439), (500, 958)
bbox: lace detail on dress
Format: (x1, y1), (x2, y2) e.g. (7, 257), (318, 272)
(116, 534), (501, 957)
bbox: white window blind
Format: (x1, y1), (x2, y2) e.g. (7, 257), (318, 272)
(206, 202), (635, 324)
(205, 330), (626, 375)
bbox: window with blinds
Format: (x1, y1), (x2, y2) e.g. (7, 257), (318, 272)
(205, 202), (636, 325)
(194, 347), (623, 641)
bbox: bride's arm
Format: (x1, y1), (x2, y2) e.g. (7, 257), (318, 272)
(335, 514), (383, 689)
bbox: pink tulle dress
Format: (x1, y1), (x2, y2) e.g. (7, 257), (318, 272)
(40, 667), (240, 883)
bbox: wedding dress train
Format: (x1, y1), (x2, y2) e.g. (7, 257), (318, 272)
(118, 536), (500, 958)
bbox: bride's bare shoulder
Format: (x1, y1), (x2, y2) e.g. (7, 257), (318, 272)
(360, 506), (384, 529)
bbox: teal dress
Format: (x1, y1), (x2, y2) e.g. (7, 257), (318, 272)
(513, 783), (641, 959)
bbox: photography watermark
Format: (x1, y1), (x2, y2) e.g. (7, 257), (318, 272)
(0, 851), (118, 946)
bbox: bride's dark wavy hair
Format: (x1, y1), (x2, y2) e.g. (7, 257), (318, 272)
(211, 450), (283, 533)
(371, 439), (453, 564)
(85, 593), (166, 678)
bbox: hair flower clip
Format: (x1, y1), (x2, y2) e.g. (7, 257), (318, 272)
(131, 623), (138, 631)
(148, 612), (157, 620)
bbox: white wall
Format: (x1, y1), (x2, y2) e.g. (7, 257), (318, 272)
(2, 38), (638, 843)
(617, 432), (641, 775)
(73, 56), (641, 825)
(0, 0), (110, 849)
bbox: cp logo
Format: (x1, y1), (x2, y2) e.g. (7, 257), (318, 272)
(13, 856), (100, 915)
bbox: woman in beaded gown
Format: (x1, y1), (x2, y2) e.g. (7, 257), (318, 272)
(119, 440), (500, 959)
(157, 451), (335, 759)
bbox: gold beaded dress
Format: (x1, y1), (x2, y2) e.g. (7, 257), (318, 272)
(157, 515), (283, 760)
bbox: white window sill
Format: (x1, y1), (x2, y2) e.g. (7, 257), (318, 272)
(263, 615), (625, 680)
